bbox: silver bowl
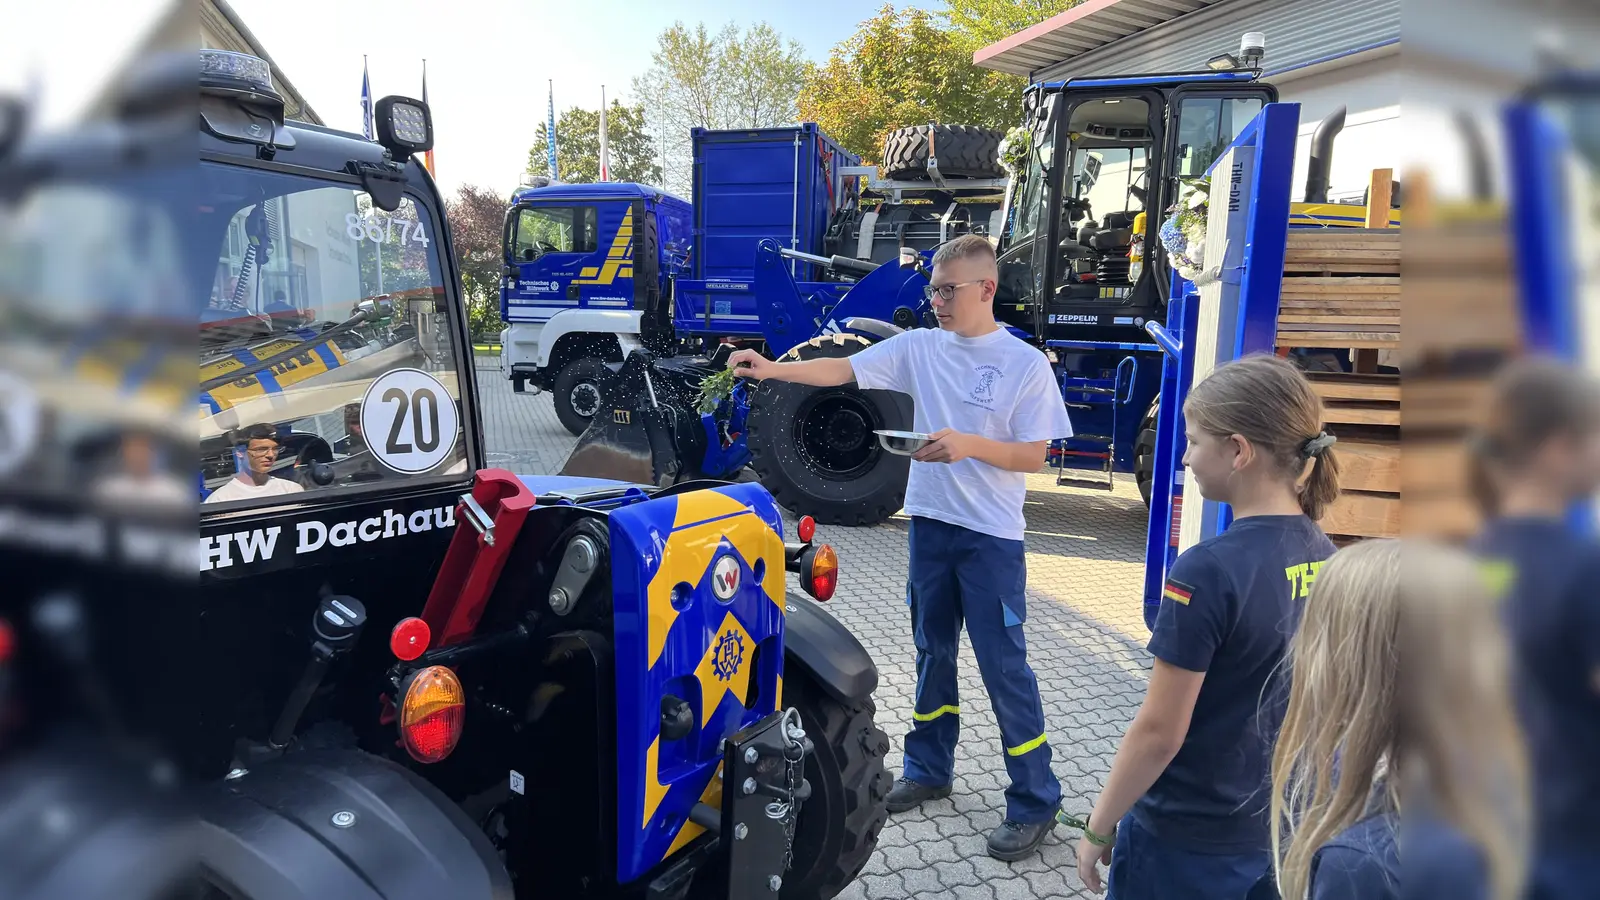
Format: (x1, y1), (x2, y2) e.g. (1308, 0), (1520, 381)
(874, 429), (932, 456)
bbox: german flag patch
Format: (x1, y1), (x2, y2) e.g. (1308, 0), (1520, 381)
(1163, 578), (1195, 606)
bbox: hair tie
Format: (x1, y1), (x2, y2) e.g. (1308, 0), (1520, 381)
(1302, 431), (1337, 459)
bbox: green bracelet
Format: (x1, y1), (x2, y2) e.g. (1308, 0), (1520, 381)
(1083, 824), (1116, 847)
(1055, 810), (1116, 846)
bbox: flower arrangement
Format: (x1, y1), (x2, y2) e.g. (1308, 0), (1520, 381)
(1160, 176), (1211, 281)
(999, 125), (1031, 176)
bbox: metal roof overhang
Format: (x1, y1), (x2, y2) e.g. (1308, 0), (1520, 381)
(974, 0), (1226, 78)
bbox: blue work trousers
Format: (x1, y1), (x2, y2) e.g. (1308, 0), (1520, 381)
(1107, 812), (1271, 900)
(901, 516), (1061, 824)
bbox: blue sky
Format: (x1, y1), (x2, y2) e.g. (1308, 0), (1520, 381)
(224, 0), (949, 198)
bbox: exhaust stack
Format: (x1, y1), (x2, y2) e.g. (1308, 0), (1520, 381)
(1303, 105), (1345, 204)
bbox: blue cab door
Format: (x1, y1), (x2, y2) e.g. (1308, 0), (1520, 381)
(503, 201), (637, 323)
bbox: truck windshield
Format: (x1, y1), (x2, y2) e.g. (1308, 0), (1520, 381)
(197, 164), (469, 510)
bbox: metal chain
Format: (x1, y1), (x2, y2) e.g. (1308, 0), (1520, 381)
(777, 707), (806, 872)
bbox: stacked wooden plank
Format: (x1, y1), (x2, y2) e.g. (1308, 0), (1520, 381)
(1276, 230), (1401, 352)
(1398, 207), (1521, 541)
(1267, 171), (1520, 544)
(1305, 371), (1400, 542)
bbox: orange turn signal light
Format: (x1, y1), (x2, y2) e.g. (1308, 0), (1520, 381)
(399, 665), (465, 764)
(802, 543), (838, 602)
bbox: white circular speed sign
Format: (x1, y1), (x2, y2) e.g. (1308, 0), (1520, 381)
(359, 368), (460, 475)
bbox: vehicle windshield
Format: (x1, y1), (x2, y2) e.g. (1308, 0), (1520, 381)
(197, 164), (469, 510)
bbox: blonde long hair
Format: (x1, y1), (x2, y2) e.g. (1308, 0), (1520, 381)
(1268, 539), (1529, 900)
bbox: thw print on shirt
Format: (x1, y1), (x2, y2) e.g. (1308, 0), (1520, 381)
(969, 365), (1003, 410)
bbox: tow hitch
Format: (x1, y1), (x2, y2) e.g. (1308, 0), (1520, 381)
(648, 708), (814, 899)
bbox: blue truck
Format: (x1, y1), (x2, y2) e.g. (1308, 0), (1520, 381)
(501, 37), (1395, 528)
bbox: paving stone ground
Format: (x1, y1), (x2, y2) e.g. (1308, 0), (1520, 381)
(478, 358), (1155, 900)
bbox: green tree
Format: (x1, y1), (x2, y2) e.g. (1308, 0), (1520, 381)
(444, 184), (512, 341)
(529, 102), (662, 186)
(632, 21), (812, 195)
(798, 4), (1027, 164)
(942, 0), (1082, 49)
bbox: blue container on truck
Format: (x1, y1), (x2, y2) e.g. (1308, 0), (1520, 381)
(673, 125), (861, 343)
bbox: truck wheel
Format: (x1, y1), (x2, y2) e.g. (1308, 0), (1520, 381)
(746, 334), (913, 527)
(782, 666), (892, 900)
(1134, 397), (1158, 508)
(881, 125), (1004, 180)
(553, 357), (611, 437)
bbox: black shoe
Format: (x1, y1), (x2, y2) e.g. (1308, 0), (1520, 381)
(986, 817), (1057, 861)
(884, 777), (952, 813)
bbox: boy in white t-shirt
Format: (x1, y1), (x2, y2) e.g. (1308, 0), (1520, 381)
(204, 423), (306, 504)
(727, 235), (1074, 860)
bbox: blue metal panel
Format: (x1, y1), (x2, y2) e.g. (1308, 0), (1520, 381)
(1504, 103), (1580, 360)
(610, 482), (787, 882)
(1222, 103), (1299, 360)
(1171, 101), (1303, 542)
(691, 125), (861, 285)
(1142, 275), (1197, 630)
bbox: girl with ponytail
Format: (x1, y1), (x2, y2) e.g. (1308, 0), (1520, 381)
(1468, 356), (1600, 900)
(1075, 353), (1340, 898)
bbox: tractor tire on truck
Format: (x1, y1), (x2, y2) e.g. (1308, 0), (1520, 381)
(747, 334), (914, 527)
(554, 356), (613, 437)
(1134, 397), (1158, 508)
(881, 125), (1005, 180)
(780, 667), (892, 900)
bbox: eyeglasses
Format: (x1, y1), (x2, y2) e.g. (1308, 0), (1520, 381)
(923, 280), (987, 301)
(246, 445), (280, 456)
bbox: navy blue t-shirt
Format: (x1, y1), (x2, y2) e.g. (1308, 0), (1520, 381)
(1308, 813), (1400, 899)
(1132, 514), (1336, 853)
(1470, 516), (1600, 853)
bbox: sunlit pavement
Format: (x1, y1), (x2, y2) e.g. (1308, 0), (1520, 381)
(478, 359), (1153, 899)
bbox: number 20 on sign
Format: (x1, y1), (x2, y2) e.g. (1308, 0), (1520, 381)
(359, 368), (459, 475)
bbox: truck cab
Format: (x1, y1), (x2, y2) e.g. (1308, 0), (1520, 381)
(996, 72), (1277, 346)
(498, 182), (691, 434)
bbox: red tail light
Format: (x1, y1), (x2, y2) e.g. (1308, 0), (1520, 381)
(805, 544), (838, 602)
(0, 619), (13, 664)
(400, 665), (465, 763)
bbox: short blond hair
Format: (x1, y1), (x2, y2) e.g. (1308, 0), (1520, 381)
(931, 234), (997, 271)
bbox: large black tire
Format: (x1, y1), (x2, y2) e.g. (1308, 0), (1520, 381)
(553, 356), (611, 437)
(881, 124), (1005, 180)
(1134, 397), (1159, 508)
(746, 334), (914, 527)
(781, 666), (892, 900)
